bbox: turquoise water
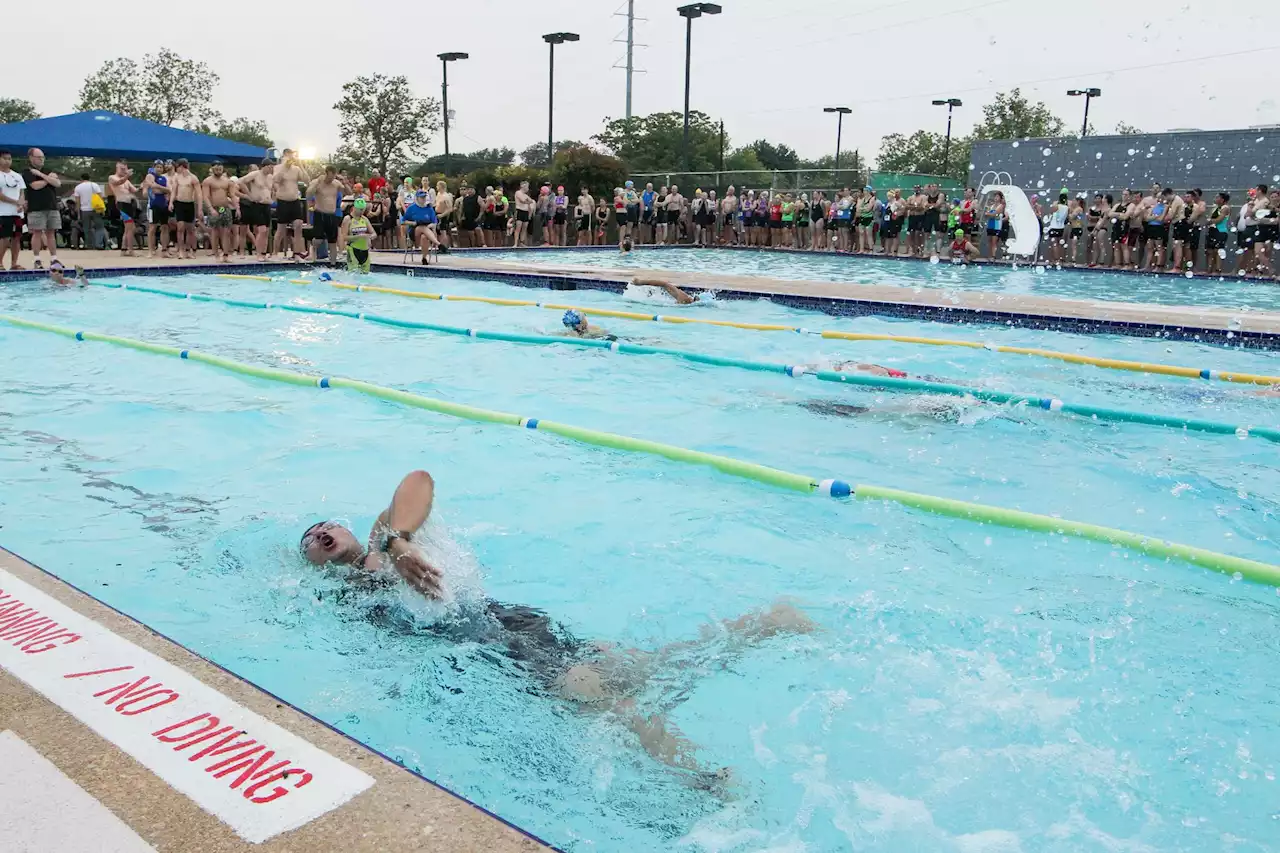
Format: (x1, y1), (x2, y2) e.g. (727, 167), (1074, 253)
(2, 270), (1279, 852)
(479, 247), (1280, 312)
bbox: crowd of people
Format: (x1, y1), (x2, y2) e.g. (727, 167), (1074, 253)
(1, 145), (1276, 278)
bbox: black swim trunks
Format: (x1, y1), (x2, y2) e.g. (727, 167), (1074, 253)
(150, 205), (170, 226)
(313, 211), (339, 243)
(172, 200), (194, 223)
(516, 209), (530, 223)
(276, 199), (306, 224)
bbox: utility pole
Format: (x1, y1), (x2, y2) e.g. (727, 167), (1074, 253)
(613, 1), (647, 121)
(718, 120), (724, 173)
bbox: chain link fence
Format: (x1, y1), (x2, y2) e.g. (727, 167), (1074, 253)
(625, 169), (966, 197)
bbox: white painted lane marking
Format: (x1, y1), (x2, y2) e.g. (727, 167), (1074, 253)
(0, 730), (158, 853)
(0, 570), (374, 844)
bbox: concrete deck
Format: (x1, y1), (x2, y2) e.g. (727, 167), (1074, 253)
(0, 548), (551, 852)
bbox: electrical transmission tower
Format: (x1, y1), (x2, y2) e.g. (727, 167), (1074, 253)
(612, 0), (647, 119)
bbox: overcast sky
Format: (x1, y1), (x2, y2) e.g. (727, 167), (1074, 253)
(14, 0), (1280, 165)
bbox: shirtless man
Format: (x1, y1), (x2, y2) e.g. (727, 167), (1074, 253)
(434, 181), (455, 250)
(107, 161), (141, 256)
(235, 161), (274, 260)
(665, 185), (684, 245)
(905, 186), (927, 257)
(306, 166), (350, 262)
(167, 159), (202, 260)
(273, 149), (311, 260)
(138, 162), (171, 257)
(201, 163), (236, 263)
(720, 186), (738, 246)
(299, 470), (814, 780)
(512, 180), (535, 247)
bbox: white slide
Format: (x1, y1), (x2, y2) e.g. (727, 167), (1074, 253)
(980, 183), (1040, 257)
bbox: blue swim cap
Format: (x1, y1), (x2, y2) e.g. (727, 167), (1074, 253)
(562, 309), (583, 328)
(318, 272), (333, 281)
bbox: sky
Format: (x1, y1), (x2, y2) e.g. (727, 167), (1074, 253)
(13, 0), (1280, 166)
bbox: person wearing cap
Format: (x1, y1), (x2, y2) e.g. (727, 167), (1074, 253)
(139, 160), (172, 257)
(339, 198), (375, 273)
(561, 309), (610, 339)
(949, 227), (979, 264)
(401, 188), (441, 263)
(47, 260), (87, 287)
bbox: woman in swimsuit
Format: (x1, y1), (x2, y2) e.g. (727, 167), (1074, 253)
(1204, 192), (1231, 275)
(753, 192), (769, 248)
(879, 190), (901, 256)
(1066, 195), (1086, 266)
(1109, 190), (1131, 269)
(780, 194), (795, 248)
(795, 194), (811, 250)
(493, 189), (510, 247)
(810, 191), (826, 251)
(982, 191), (1006, 260)
(594, 197), (610, 245)
(1087, 193), (1110, 268)
(551, 186), (569, 247)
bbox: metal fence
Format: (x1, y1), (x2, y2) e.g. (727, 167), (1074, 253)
(626, 169), (963, 197)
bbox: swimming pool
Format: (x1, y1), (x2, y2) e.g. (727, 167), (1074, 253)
(480, 247), (1280, 313)
(2, 269), (1278, 852)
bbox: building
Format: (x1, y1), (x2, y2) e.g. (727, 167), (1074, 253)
(970, 129), (1280, 196)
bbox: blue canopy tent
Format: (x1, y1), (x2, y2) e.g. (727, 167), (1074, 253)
(0, 111), (267, 165)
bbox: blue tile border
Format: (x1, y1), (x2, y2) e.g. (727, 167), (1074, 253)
(0, 542), (565, 853)
(2, 257), (1276, 350)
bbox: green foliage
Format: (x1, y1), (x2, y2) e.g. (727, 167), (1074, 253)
(593, 111), (724, 172)
(743, 139), (799, 171)
(77, 49), (218, 128)
(520, 140), (583, 169)
(418, 147), (516, 175)
(1113, 121), (1143, 136)
(724, 148), (764, 172)
(204, 116), (273, 149)
(877, 130), (970, 181)
(551, 146), (628, 198)
(971, 88), (1066, 140)
(334, 74), (440, 176)
(0, 98), (39, 124)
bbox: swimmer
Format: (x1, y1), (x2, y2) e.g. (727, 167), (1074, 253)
(632, 275), (697, 305)
(339, 198), (375, 273)
(301, 471), (817, 782)
(47, 260), (86, 287)
(561, 309), (612, 339)
(949, 228), (979, 263)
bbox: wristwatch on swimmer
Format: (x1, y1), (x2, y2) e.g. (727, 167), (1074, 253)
(378, 529), (412, 553)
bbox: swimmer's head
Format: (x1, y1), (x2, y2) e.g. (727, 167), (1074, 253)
(353, 198), (367, 211)
(625, 179), (634, 189)
(562, 309), (585, 330)
(299, 521), (363, 567)
(621, 240), (632, 252)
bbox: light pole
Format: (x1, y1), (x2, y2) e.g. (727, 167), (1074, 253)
(1067, 88), (1102, 137)
(437, 52), (468, 176)
(677, 3), (722, 173)
(543, 33), (579, 166)
(930, 98), (962, 174)
(823, 106), (852, 173)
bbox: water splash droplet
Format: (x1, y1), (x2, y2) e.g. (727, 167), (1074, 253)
(1095, 152), (1103, 160)
(1011, 141), (1020, 148)
(1186, 162), (1194, 170)
(1127, 148), (1136, 156)
(1042, 147), (1053, 156)
(1036, 179), (1045, 188)
(1067, 170), (1075, 178)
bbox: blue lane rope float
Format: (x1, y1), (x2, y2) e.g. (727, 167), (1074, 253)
(3, 312), (1278, 585)
(91, 280), (1280, 445)
(214, 272), (1280, 388)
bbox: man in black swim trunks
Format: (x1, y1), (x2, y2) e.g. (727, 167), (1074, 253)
(301, 470), (816, 778)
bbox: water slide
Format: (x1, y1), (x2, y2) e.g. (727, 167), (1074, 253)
(979, 173), (1040, 258)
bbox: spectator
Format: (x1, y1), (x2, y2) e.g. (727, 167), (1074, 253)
(21, 148), (62, 269)
(60, 196), (78, 248)
(367, 168), (387, 198)
(0, 149), (25, 269)
(72, 172), (106, 250)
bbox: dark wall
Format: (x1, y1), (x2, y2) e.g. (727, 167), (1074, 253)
(971, 129), (1280, 196)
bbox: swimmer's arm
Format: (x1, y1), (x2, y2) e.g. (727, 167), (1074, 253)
(375, 470), (436, 541)
(651, 280), (697, 305)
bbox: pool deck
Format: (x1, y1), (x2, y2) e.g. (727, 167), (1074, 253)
(3, 248), (1279, 342)
(0, 547), (553, 852)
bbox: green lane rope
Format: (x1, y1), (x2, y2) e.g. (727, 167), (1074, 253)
(3, 313), (1278, 586)
(91, 280), (1280, 445)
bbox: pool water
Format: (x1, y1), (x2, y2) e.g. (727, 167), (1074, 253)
(481, 247), (1280, 313)
(2, 270), (1279, 852)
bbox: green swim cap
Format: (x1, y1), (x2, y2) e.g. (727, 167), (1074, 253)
(354, 198), (367, 210)
(955, 228), (964, 238)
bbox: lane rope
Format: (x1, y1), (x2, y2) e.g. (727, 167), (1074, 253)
(220, 273), (1280, 388)
(104, 280), (1280, 445)
(3, 312), (1278, 586)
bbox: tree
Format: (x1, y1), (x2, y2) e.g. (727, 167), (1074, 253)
(195, 115), (273, 148)
(550, 146), (627, 198)
(724, 147), (765, 172)
(76, 58), (148, 118)
(0, 98), (39, 124)
(971, 89), (1067, 140)
(593, 111), (724, 172)
(520, 140), (583, 168)
(419, 147), (515, 175)
(334, 74), (440, 176)
(1113, 121), (1143, 136)
(876, 130), (970, 181)
(77, 50), (218, 127)
(743, 139), (799, 172)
